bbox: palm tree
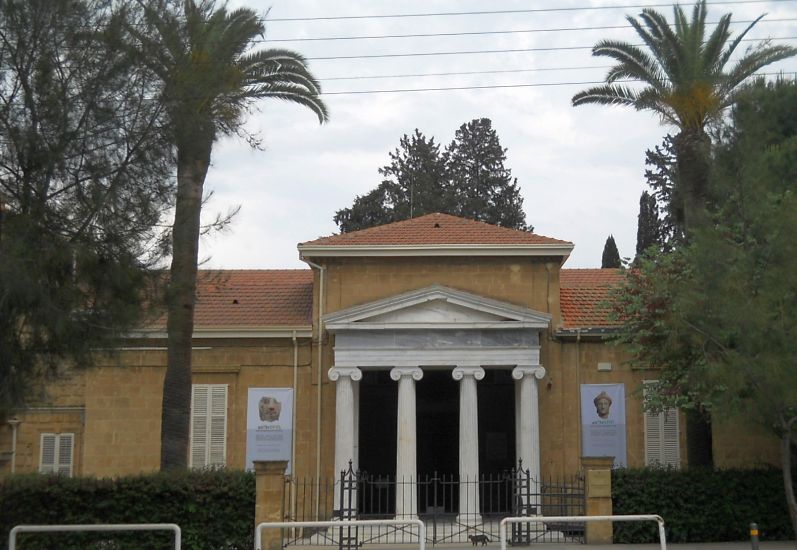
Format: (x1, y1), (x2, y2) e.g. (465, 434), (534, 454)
(572, 0), (795, 231)
(129, 0), (328, 469)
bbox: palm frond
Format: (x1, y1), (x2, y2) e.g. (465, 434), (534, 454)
(572, 84), (643, 107)
(719, 44), (797, 100)
(703, 14), (732, 71)
(717, 14), (765, 69)
(594, 40), (668, 90)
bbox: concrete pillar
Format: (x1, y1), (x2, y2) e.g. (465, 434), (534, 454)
(582, 456), (614, 544)
(390, 367), (423, 518)
(254, 460), (289, 550)
(452, 365), (485, 525)
(328, 366), (362, 513)
(512, 365), (546, 483)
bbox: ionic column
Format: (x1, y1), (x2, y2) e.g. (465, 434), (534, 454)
(390, 367), (423, 518)
(452, 366), (485, 525)
(329, 366), (362, 514)
(512, 365), (546, 483)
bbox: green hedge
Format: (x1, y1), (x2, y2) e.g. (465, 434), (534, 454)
(0, 470), (256, 550)
(612, 468), (794, 543)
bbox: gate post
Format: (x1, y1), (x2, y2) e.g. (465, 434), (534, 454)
(255, 460), (289, 550)
(581, 456), (614, 545)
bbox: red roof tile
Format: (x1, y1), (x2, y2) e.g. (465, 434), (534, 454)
(300, 213), (572, 247)
(147, 270), (313, 329)
(559, 268), (625, 328)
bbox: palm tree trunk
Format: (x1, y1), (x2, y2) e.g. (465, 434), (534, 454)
(160, 139), (212, 470)
(673, 129), (712, 233)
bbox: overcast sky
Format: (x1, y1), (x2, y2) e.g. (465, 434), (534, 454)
(198, 0), (797, 270)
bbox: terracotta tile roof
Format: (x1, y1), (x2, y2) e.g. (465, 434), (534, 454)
(300, 213), (572, 247)
(147, 270), (313, 329)
(559, 268), (625, 328)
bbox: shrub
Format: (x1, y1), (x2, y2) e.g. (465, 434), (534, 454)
(0, 469), (256, 549)
(612, 467), (793, 543)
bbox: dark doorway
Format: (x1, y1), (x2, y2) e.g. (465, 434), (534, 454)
(478, 369), (516, 474)
(357, 370), (397, 477)
(416, 370), (459, 477)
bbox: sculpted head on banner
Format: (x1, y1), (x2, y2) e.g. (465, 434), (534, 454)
(258, 396), (282, 422)
(593, 391), (612, 419)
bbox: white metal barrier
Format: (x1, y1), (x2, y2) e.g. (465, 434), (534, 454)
(254, 519), (426, 550)
(500, 514), (667, 550)
(8, 523), (182, 550)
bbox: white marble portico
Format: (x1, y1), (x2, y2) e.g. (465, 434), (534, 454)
(325, 285), (551, 519)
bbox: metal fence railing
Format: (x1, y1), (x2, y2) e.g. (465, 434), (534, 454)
(255, 519), (426, 550)
(499, 515), (668, 550)
(8, 523), (182, 550)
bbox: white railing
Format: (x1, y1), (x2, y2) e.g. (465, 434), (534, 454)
(254, 519), (426, 550)
(500, 514), (667, 550)
(8, 523), (182, 550)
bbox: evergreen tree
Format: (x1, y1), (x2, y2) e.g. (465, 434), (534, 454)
(601, 235), (622, 268)
(0, 0), (173, 417)
(444, 118), (529, 230)
(635, 191), (662, 260)
(335, 119), (530, 232)
(334, 130), (447, 232)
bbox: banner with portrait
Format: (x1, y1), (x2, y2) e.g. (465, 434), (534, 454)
(580, 383), (626, 467)
(246, 388), (294, 473)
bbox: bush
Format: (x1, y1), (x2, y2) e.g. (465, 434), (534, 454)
(612, 467), (794, 543)
(0, 469), (256, 550)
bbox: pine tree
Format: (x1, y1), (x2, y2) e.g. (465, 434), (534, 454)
(334, 119), (531, 232)
(334, 130), (447, 232)
(444, 118), (529, 230)
(601, 235), (622, 268)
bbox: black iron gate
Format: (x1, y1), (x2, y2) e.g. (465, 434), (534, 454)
(285, 463), (585, 547)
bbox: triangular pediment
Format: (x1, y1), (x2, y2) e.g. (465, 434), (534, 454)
(324, 285), (551, 331)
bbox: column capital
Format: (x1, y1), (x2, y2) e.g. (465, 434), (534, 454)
(328, 366), (362, 382)
(452, 366), (485, 381)
(390, 366), (424, 382)
(512, 365), (546, 380)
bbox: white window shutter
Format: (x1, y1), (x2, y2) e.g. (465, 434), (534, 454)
(40, 434), (57, 473)
(661, 409), (680, 467)
(209, 385), (227, 467)
(57, 434), (74, 476)
(190, 384), (227, 468)
(40, 433), (74, 476)
(644, 407), (663, 466)
(643, 382), (680, 468)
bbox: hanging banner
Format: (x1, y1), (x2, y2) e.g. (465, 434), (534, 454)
(246, 388), (294, 473)
(580, 383), (627, 467)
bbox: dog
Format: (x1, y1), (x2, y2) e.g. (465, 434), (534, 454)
(468, 534), (490, 546)
(258, 396), (282, 422)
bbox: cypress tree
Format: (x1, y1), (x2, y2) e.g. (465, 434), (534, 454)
(601, 235), (622, 268)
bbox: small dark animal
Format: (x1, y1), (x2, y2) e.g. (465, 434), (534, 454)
(469, 534), (490, 546)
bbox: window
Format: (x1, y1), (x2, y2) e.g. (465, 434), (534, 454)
(643, 383), (680, 468)
(39, 433), (74, 476)
(190, 384), (228, 468)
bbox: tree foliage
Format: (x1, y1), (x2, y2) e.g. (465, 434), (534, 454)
(614, 79), (797, 536)
(128, 0), (327, 469)
(0, 0), (173, 417)
(334, 130), (447, 231)
(573, 0), (796, 232)
(634, 191), (661, 261)
(335, 118), (530, 232)
(601, 235), (622, 268)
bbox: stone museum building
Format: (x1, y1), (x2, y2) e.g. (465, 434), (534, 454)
(0, 213), (779, 513)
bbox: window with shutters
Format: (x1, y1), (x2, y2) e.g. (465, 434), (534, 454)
(643, 383), (680, 468)
(190, 384), (228, 468)
(39, 433), (74, 476)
